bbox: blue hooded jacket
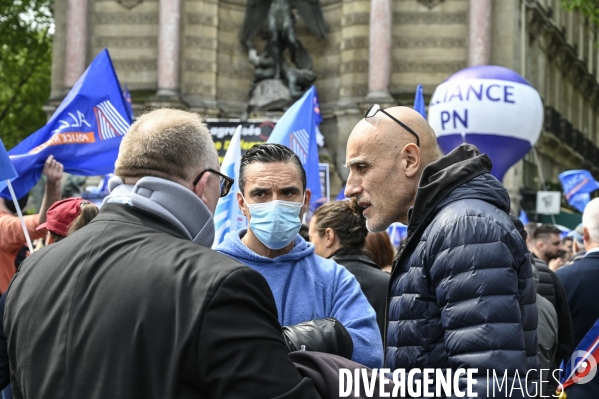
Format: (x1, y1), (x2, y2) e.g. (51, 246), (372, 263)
(386, 144), (539, 396)
(216, 230), (383, 369)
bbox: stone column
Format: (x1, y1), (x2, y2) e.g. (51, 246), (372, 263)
(365, 0), (393, 102)
(156, 0), (182, 98)
(468, 0), (492, 66)
(63, 0), (89, 89)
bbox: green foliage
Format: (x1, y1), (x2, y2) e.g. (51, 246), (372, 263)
(561, 0), (599, 26)
(0, 0), (53, 150)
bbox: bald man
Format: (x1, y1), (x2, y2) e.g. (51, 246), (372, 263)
(345, 106), (539, 396)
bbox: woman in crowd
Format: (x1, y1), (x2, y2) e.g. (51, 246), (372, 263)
(364, 231), (395, 273)
(309, 199), (389, 338)
(36, 197), (99, 244)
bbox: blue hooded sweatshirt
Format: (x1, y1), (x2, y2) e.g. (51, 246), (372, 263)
(215, 229), (383, 369)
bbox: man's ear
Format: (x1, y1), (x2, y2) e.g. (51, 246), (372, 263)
(300, 189), (312, 217)
(237, 191), (248, 217)
(193, 171), (211, 207)
(403, 143), (421, 178)
(583, 227), (591, 243)
(304, 189), (312, 208)
(535, 239), (544, 252)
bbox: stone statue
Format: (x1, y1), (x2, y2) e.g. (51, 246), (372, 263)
(239, 0), (327, 109)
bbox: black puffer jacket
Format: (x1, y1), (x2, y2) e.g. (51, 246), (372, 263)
(386, 144), (539, 396)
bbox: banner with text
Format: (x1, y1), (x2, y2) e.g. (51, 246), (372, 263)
(207, 121), (274, 164)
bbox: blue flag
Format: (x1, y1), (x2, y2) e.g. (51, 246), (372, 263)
(569, 192), (591, 213)
(213, 126), (247, 246)
(559, 170), (599, 213)
(0, 49), (131, 199)
(519, 209), (529, 225)
(387, 223), (408, 248)
(123, 84), (134, 121)
(414, 84), (426, 119)
(0, 138), (17, 182)
(267, 86), (322, 207)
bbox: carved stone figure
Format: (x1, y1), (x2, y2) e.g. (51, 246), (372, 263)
(117, 0), (144, 10)
(239, 0), (327, 108)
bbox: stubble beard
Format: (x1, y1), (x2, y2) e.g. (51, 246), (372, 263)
(364, 188), (406, 233)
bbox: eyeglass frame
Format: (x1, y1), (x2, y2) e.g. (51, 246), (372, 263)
(192, 168), (235, 198)
(364, 104), (420, 147)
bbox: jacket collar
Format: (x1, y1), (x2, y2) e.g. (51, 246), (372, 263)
(91, 203), (191, 242)
(329, 247), (379, 269)
(407, 144), (492, 236)
(584, 248), (599, 258)
(103, 176), (215, 247)
(329, 247), (364, 257)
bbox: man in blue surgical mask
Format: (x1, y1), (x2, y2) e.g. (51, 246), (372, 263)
(215, 143), (383, 369)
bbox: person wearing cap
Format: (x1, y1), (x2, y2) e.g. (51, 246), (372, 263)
(37, 198), (99, 245)
(0, 155), (63, 294)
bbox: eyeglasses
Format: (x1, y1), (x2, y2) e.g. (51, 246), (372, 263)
(193, 168), (234, 198)
(364, 104), (420, 147)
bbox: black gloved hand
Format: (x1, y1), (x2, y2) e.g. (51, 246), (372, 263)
(281, 317), (353, 360)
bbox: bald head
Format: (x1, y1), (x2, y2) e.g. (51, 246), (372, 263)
(367, 106), (439, 167)
(344, 106), (440, 230)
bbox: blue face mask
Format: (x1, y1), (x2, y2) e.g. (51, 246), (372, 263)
(244, 196), (304, 250)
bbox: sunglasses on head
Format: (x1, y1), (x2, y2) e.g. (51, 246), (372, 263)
(364, 104), (420, 147)
(193, 168), (234, 198)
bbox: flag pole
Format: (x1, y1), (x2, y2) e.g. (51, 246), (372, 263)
(6, 180), (34, 253)
(532, 146), (557, 225)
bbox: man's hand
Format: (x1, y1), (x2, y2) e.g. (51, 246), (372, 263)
(42, 155), (64, 184)
(549, 257), (565, 272)
(38, 156), (64, 224)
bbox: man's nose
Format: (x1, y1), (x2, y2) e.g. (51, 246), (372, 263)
(344, 175), (362, 198)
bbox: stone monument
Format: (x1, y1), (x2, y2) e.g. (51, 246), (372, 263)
(238, 0), (328, 110)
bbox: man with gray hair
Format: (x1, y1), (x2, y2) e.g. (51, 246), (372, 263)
(556, 198), (599, 399)
(3, 109), (323, 399)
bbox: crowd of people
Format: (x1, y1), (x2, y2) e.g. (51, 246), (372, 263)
(0, 106), (597, 398)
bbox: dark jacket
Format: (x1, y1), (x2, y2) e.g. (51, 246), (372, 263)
(536, 294), (558, 370)
(531, 257), (560, 397)
(4, 204), (321, 399)
(567, 250), (585, 265)
(555, 251), (599, 399)
(533, 257), (574, 361)
(330, 247), (390, 339)
(386, 145), (539, 396)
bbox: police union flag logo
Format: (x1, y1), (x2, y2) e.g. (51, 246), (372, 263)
(94, 100), (130, 140)
(289, 128), (309, 164)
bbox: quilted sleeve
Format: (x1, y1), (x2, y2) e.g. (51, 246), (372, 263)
(427, 214), (537, 398)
